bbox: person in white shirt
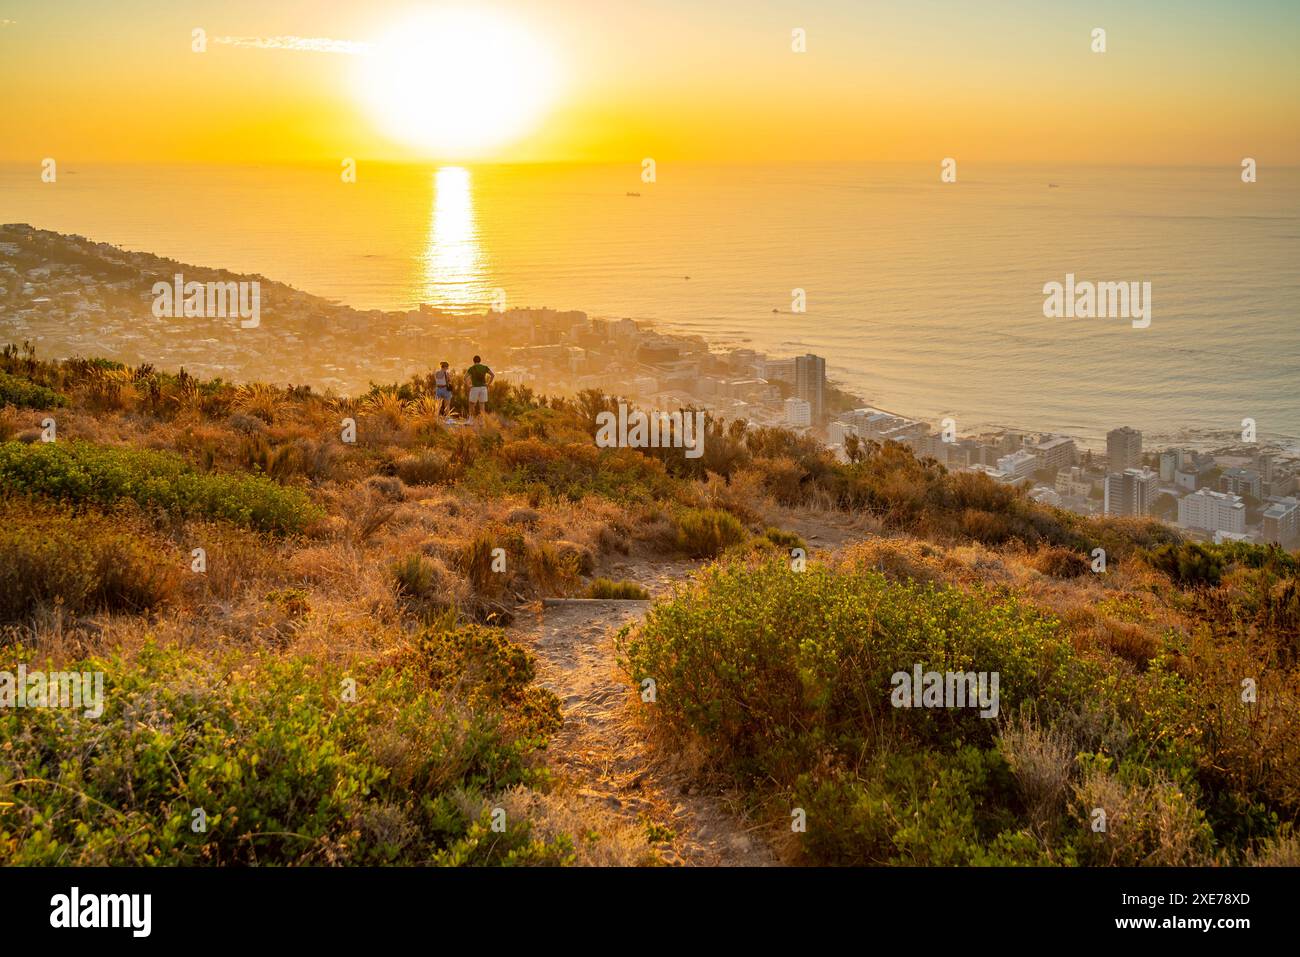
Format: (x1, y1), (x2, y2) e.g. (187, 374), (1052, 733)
(433, 361), (453, 416)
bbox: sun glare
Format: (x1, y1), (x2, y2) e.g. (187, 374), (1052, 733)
(355, 9), (559, 158)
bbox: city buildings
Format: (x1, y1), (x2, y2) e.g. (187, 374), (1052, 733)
(794, 353), (826, 423)
(1262, 498), (1299, 546)
(1107, 426), (1143, 472)
(1178, 488), (1246, 536)
(1220, 467), (1262, 499)
(1055, 466), (1093, 498)
(1104, 467), (1159, 517)
(997, 448), (1040, 482)
(784, 396), (812, 428)
(1030, 435), (1076, 472)
(9, 225), (1300, 549)
(964, 464), (1016, 484)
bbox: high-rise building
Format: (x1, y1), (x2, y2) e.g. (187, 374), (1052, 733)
(1159, 449), (1180, 482)
(1259, 452), (1275, 482)
(1179, 489), (1246, 535)
(1104, 467), (1159, 516)
(794, 354), (826, 422)
(1107, 427), (1143, 472)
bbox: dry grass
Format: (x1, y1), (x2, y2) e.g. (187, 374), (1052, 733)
(998, 709), (1076, 835)
(495, 786), (656, 866)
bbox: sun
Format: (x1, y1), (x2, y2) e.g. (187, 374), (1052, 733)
(355, 9), (559, 158)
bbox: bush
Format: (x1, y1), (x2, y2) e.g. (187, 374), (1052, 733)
(1147, 541), (1227, 588)
(396, 451), (452, 486)
(0, 501), (181, 622)
(0, 628), (566, 865)
(391, 553), (438, 600)
(587, 578), (651, 600)
(1032, 546), (1091, 579)
(620, 558), (1091, 864)
(364, 475), (406, 503)
(763, 527), (806, 552)
(0, 371), (66, 410)
(0, 440), (322, 533)
(1073, 763), (1214, 866)
(673, 508), (748, 558)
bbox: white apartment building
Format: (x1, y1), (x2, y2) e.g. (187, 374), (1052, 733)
(965, 464), (1016, 484)
(1031, 436), (1076, 472)
(997, 448), (1040, 481)
(1178, 488), (1246, 535)
(784, 396), (812, 428)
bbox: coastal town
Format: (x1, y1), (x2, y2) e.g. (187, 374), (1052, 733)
(3, 223), (1296, 548)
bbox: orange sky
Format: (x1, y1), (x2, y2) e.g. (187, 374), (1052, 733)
(1, 0), (1297, 164)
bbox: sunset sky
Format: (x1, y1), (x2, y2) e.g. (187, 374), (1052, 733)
(2, 0), (1297, 165)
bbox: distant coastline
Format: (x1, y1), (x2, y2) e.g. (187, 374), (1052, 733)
(2, 222), (1295, 464)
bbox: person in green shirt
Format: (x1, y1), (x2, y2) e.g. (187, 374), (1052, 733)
(465, 355), (494, 418)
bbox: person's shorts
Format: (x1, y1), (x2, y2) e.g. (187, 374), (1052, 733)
(468, 386), (489, 404)
(435, 387), (452, 400)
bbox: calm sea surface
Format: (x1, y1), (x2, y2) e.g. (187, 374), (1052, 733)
(2, 161), (1297, 450)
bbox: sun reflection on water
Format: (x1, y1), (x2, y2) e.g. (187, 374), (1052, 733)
(421, 166), (487, 311)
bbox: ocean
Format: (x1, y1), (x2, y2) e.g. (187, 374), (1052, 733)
(2, 160), (1297, 451)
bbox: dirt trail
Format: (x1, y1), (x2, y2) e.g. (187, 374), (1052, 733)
(511, 512), (872, 866)
(512, 590), (778, 866)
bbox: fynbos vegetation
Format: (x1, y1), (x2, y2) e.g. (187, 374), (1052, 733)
(2, 346), (1297, 868)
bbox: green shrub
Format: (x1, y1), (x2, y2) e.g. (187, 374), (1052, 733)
(0, 371), (66, 410)
(587, 578), (651, 600)
(763, 527), (806, 552)
(620, 559), (1091, 863)
(1147, 541), (1227, 588)
(0, 440), (322, 533)
(0, 628), (565, 865)
(673, 508), (748, 558)
(391, 553), (438, 600)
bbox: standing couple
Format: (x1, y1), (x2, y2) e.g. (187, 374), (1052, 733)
(433, 355), (494, 418)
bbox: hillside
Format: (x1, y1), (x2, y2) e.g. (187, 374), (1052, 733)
(1, 341), (1298, 866)
(0, 224), (471, 394)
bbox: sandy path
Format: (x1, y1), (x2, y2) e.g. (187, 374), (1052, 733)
(511, 592), (779, 866)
